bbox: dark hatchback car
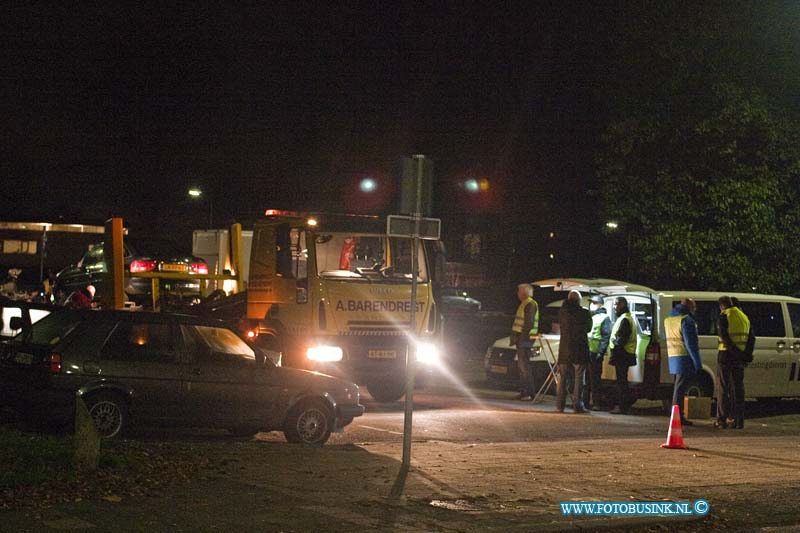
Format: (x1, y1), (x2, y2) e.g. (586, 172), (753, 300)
(55, 239), (209, 307)
(0, 310), (363, 445)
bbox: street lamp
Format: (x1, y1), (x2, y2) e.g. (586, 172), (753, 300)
(464, 178), (490, 194)
(359, 177), (377, 193)
(188, 187), (213, 228)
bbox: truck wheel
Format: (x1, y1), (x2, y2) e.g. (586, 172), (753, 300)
(283, 398), (333, 447)
(367, 378), (406, 402)
(85, 392), (128, 439)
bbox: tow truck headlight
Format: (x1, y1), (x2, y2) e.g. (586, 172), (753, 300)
(416, 342), (440, 365)
(307, 345), (343, 362)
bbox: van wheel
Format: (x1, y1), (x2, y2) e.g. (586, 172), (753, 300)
(85, 392), (128, 439)
(283, 398), (333, 447)
(367, 378), (406, 403)
(686, 373), (714, 398)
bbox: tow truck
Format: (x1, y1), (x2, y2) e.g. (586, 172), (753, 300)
(244, 209), (440, 402)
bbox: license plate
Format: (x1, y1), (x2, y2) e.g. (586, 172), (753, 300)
(162, 263), (187, 272)
(490, 364), (508, 374)
(368, 350), (396, 359)
(14, 352), (33, 365)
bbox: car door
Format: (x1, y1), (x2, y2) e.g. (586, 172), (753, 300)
(737, 300), (790, 398)
(96, 317), (184, 421)
(179, 324), (276, 428)
(783, 302), (800, 397)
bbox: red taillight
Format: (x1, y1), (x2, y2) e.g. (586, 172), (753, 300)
(48, 353), (62, 374)
(645, 341), (661, 366)
(190, 262), (209, 275)
(246, 329), (257, 339)
(130, 260), (157, 273)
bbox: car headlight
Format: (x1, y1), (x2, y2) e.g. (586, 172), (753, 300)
(416, 342), (440, 365)
(307, 345), (343, 362)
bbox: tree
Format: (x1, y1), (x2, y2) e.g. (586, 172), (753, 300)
(597, 83), (800, 294)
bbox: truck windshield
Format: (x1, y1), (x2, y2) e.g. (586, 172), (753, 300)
(315, 233), (428, 282)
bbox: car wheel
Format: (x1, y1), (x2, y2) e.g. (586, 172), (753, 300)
(367, 378), (406, 403)
(85, 392), (128, 439)
(283, 399), (333, 447)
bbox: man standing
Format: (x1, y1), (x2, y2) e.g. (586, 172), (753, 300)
(586, 295), (612, 411)
(609, 296), (637, 414)
(556, 291), (592, 413)
(665, 298), (702, 426)
(716, 296), (751, 429)
(510, 283), (539, 401)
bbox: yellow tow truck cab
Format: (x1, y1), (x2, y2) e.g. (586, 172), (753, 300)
(247, 210), (440, 402)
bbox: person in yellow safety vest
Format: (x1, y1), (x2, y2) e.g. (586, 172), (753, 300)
(608, 296), (637, 414)
(585, 295), (612, 411)
(665, 298), (702, 426)
(715, 296), (752, 429)
(510, 283), (539, 401)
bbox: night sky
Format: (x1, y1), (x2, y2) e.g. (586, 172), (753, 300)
(4, 3), (799, 279)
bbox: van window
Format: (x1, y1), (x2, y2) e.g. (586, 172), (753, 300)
(740, 302), (785, 338)
(787, 304), (800, 337)
(102, 322), (176, 363)
(631, 302), (653, 335)
(671, 300), (719, 336)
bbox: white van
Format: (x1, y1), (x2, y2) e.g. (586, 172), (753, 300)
(485, 279), (800, 404)
(600, 289), (800, 402)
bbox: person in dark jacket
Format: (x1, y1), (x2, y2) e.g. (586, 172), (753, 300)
(556, 290), (592, 413)
(716, 296), (751, 429)
(585, 295), (612, 411)
(609, 296), (637, 414)
(665, 298), (702, 426)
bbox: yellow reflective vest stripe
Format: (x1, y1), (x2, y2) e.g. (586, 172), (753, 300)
(512, 297), (539, 337)
(588, 312), (608, 353)
(609, 312), (636, 355)
(665, 315), (688, 357)
(718, 307), (750, 352)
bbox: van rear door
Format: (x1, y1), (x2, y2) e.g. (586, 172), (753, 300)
(785, 302), (800, 397)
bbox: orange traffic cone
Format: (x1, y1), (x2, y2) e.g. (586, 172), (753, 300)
(661, 404), (687, 449)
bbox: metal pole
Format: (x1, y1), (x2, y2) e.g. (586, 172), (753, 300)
(401, 154), (424, 470)
(39, 230), (47, 284)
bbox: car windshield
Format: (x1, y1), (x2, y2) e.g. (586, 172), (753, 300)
(14, 312), (79, 346)
(191, 325), (256, 362)
(314, 233), (428, 282)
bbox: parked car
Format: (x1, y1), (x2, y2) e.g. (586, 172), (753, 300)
(439, 288), (482, 314)
(0, 309), (364, 445)
(54, 239), (209, 307)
